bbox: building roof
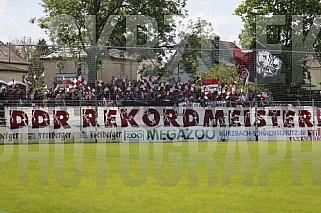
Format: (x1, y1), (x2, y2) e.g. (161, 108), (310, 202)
(202, 40), (238, 68)
(218, 40), (237, 66)
(0, 63), (28, 73)
(304, 55), (321, 69)
(41, 48), (136, 61)
(0, 41), (30, 65)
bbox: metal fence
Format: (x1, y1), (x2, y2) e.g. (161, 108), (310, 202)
(1, 44), (321, 108)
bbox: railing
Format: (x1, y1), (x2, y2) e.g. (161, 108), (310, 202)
(0, 99), (175, 107)
(1, 98), (321, 108)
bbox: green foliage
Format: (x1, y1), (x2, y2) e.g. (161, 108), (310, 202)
(202, 63), (238, 83)
(178, 19), (217, 78)
(27, 39), (50, 88)
(34, 0), (187, 84)
(8, 36), (35, 61)
(55, 55), (66, 72)
(36, 0), (187, 47)
(8, 38), (49, 89)
(199, 63), (244, 89)
(234, 0), (321, 51)
(234, 1), (321, 87)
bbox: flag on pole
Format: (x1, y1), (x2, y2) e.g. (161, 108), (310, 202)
(54, 85), (60, 93)
(24, 77), (32, 86)
(34, 75), (39, 82)
(62, 76), (67, 84)
(256, 50), (282, 78)
(97, 80), (104, 87)
(103, 87), (109, 94)
(255, 41), (284, 84)
(66, 85), (73, 92)
(233, 45), (253, 85)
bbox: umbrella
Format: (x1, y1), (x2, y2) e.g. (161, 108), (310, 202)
(7, 80), (26, 86)
(301, 80), (316, 87)
(0, 80), (8, 86)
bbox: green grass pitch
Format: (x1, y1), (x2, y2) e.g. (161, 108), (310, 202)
(0, 142), (321, 212)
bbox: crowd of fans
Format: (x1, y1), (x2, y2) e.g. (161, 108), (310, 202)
(0, 76), (275, 107)
(199, 81), (274, 107)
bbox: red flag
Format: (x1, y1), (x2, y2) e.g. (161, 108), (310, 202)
(97, 80), (104, 87)
(233, 45), (252, 85)
(54, 85), (60, 93)
(66, 85), (73, 92)
(78, 76), (83, 83)
(62, 76), (67, 84)
(203, 79), (219, 87)
(24, 77), (32, 86)
(230, 81), (237, 96)
(34, 75), (39, 82)
(233, 46), (252, 67)
(103, 87), (109, 94)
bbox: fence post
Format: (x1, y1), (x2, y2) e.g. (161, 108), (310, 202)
(80, 86), (83, 143)
(94, 45), (98, 144)
(313, 98), (316, 140)
(254, 49), (259, 142)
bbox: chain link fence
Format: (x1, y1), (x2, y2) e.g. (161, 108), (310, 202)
(0, 44), (321, 109)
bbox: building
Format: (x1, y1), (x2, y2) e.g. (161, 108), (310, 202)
(0, 41), (29, 82)
(41, 48), (139, 88)
(304, 55), (321, 90)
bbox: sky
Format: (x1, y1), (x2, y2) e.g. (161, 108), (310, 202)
(0, 0), (244, 44)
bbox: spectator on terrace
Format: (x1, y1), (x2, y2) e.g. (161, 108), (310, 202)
(30, 91), (35, 106)
(295, 89), (302, 106)
(55, 91), (64, 106)
(286, 88), (294, 99)
(259, 90), (268, 106)
(199, 96), (207, 107)
(240, 89), (248, 102)
(267, 90), (273, 103)
(248, 89), (255, 106)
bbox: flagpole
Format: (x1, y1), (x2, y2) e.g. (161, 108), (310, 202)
(77, 50), (83, 143)
(94, 45), (98, 144)
(80, 84), (83, 142)
(254, 48), (258, 142)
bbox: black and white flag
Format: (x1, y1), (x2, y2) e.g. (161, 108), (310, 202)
(257, 50), (282, 77)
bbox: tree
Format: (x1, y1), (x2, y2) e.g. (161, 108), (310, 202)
(234, 1), (321, 86)
(199, 63), (237, 84)
(160, 19), (218, 80)
(178, 19), (218, 79)
(33, 0), (187, 85)
(234, 0), (321, 51)
(28, 39), (51, 89)
(36, 0), (187, 46)
(9, 38), (50, 89)
(9, 36), (35, 61)
(199, 63), (257, 93)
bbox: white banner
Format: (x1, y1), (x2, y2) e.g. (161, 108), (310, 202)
(4, 106), (318, 142)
